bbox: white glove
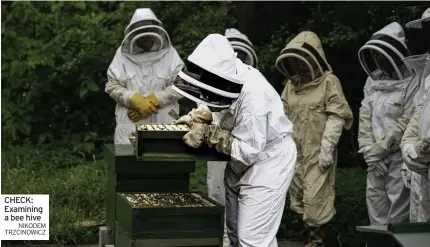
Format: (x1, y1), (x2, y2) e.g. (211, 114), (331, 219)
(367, 160), (388, 177)
(318, 151), (334, 173)
(400, 163), (411, 189)
(402, 143), (429, 175)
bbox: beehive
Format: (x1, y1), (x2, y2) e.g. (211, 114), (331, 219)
(134, 124), (230, 161)
(115, 192), (224, 247)
(104, 144), (195, 235)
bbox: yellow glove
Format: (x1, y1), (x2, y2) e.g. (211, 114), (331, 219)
(129, 93), (160, 118)
(127, 109), (142, 122)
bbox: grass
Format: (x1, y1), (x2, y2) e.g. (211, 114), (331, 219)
(1, 144), (369, 246)
(1, 145), (210, 244)
(1, 146), (106, 244)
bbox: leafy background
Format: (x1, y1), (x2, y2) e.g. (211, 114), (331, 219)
(1, 1), (428, 246)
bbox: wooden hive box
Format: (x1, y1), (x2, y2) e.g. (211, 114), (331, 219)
(115, 192), (224, 247)
(104, 144), (195, 234)
(134, 124), (230, 162)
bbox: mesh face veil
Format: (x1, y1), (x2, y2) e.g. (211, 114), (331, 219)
(121, 23), (170, 54)
(276, 45), (329, 84)
(358, 32), (412, 80)
(225, 28), (258, 68)
(172, 61), (243, 108)
(229, 39), (258, 67)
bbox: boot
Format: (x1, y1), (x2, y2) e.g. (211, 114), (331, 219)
(304, 224), (325, 247)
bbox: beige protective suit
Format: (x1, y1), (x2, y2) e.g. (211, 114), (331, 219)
(276, 31), (353, 247)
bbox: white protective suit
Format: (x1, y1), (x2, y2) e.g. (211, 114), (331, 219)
(357, 22), (417, 225)
(172, 34), (297, 247)
(401, 56), (430, 222)
(205, 28), (258, 247)
(105, 8), (184, 144)
(400, 7), (430, 222)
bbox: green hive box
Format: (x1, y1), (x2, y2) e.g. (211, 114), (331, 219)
(115, 192), (224, 247)
(134, 124), (230, 161)
(104, 141), (230, 238)
(105, 144), (196, 233)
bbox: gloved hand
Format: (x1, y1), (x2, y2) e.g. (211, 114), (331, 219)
(205, 125), (233, 155)
(416, 138), (430, 159)
(174, 107), (213, 125)
(367, 160), (388, 177)
(318, 151), (333, 173)
(402, 143), (429, 175)
(127, 109), (142, 122)
(129, 93), (160, 118)
(183, 123), (209, 148)
(183, 123), (233, 155)
(400, 163), (412, 189)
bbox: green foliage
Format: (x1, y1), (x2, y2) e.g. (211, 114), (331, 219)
(2, 1), (429, 167)
(1, 146), (106, 244)
(1, 1), (236, 150)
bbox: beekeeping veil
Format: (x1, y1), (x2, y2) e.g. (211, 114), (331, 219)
(405, 7), (430, 55)
(172, 34), (245, 109)
(225, 28), (258, 68)
(358, 22), (412, 80)
(275, 31), (332, 85)
(121, 8), (170, 56)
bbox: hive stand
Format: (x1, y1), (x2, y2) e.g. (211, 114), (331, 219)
(356, 222), (430, 247)
(101, 124), (230, 247)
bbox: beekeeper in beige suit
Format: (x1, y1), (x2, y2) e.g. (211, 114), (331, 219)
(275, 31), (353, 247)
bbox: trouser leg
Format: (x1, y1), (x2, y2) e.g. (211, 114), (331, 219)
(410, 171), (430, 222)
(289, 158), (304, 214)
(225, 166), (239, 247)
(302, 159), (336, 227)
(207, 162), (229, 246)
(366, 169), (391, 225)
(236, 185), (287, 247)
(386, 159), (410, 224)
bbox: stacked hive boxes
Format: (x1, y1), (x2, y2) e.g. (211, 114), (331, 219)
(105, 124), (229, 247)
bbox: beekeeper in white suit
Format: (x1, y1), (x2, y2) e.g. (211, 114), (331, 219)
(172, 34), (297, 247)
(357, 22), (417, 225)
(105, 8), (184, 144)
(174, 28), (258, 247)
(401, 7), (430, 222)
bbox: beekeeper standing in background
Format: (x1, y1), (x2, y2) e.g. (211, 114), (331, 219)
(105, 8), (184, 144)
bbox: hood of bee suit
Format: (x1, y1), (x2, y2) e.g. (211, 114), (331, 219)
(406, 7), (430, 29)
(172, 34), (246, 109)
(358, 22), (412, 80)
(120, 8), (171, 64)
(225, 28), (258, 68)
(275, 31), (332, 82)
